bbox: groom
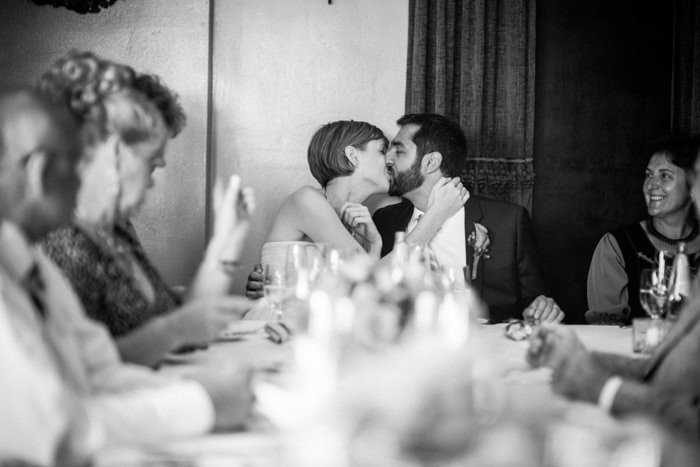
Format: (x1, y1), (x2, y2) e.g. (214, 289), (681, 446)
(373, 113), (563, 323)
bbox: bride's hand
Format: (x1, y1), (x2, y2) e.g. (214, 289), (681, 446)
(340, 202), (381, 252)
(426, 177), (469, 222)
(208, 175), (255, 261)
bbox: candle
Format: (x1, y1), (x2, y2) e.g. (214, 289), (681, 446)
(646, 326), (661, 348)
(658, 250), (665, 287)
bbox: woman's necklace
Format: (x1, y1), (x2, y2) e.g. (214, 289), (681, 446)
(646, 217), (699, 245)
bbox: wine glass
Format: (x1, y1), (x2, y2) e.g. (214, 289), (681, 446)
(263, 263), (288, 321)
(310, 243), (328, 276)
(639, 268), (671, 319)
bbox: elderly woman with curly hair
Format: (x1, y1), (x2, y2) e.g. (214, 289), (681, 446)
(38, 51), (254, 366)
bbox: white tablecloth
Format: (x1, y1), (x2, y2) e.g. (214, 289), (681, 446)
(95, 323), (634, 466)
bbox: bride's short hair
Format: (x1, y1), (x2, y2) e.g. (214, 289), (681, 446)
(308, 120), (387, 187)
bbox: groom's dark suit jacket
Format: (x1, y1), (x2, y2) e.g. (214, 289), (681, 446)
(373, 196), (547, 322)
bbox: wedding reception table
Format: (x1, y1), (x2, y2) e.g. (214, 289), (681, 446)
(94, 323), (636, 467)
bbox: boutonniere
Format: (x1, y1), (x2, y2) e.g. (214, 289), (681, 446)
(467, 223), (490, 280)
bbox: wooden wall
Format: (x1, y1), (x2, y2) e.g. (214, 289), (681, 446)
(533, 0), (673, 322)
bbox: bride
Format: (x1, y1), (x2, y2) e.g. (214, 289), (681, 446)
(261, 120), (389, 268)
(247, 119), (470, 302)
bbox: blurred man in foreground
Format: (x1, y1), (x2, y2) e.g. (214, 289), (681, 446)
(527, 313), (700, 440)
(0, 88), (252, 465)
(527, 141), (700, 439)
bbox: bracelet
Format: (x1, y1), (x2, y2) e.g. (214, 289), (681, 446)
(218, 259), (241, 275)
(597, 376), (623, 413)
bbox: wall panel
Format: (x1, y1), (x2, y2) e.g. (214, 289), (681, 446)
(0, 0), (211, 286)
(212, 0), (409, 291)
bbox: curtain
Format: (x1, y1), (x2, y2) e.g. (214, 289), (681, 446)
(672, 0), (700, 133)
(405, 0), (536, 210)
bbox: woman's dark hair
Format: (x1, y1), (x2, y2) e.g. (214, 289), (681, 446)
(307, 120), (387, 187)
(648, 133), (697, 171)
(396, 113), (467, 178)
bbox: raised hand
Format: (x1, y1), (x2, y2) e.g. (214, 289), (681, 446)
(208, 174), (255, 262)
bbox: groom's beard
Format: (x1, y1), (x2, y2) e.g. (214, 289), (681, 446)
(388, 159), (424, 196)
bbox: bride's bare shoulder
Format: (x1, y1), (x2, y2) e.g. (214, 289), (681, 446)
(288, 185), (327, 206)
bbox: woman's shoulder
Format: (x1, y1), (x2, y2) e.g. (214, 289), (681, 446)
(284, 186), (335, 216)
(288, 185), (326, 205)
(266, 186), (330, 242)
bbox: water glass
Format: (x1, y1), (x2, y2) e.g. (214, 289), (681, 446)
(263, 263), (288, 321)
(285, 244), (329, 299)
(639, 268), (671, 319)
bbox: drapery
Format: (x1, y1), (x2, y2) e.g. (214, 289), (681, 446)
(673, 0), (700, 133)
(405, 0), (536, 210)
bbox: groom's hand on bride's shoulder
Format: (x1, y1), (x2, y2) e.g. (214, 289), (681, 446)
(245, 263), (264, 299)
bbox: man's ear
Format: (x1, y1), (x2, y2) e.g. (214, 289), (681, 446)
(423, 151), (443, 174)
(344, 146), (359, 167)
(24, 149), (48, 200)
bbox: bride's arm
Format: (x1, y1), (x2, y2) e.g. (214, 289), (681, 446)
(285, 187), (380, 258)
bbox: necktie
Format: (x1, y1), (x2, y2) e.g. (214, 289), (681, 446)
(22, 263), (46, 319)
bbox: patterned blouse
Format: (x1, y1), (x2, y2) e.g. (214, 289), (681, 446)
(41, 221), (181, 337)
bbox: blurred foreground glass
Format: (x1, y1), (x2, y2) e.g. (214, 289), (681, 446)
(639, 268), (671, 319)
(632, 318), (672, 354)
(263, 263), (288, 321)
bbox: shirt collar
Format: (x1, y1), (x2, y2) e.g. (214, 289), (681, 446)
(0, 221), (37, 282)
(409, 206), (464, 228)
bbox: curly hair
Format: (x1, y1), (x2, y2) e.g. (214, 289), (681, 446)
(37, 50), (185, 137)
(132, 73), (186, 137)
(37, 51), (134, 124)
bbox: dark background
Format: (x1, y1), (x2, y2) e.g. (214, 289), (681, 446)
(533, 0), (674, 322)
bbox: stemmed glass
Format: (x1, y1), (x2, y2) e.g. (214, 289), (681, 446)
(263, 263), (288, 321)
(303, 244), (328, 288)
(639, 268), (672, 320)
(286, 244), (314, 300)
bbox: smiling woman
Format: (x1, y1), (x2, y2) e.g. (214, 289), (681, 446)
(586, 134), (700, 325)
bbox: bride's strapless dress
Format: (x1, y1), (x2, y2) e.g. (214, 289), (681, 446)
(244, 241), (315, 321)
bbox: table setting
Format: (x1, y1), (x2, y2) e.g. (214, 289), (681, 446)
(96, 244), (676, 467)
